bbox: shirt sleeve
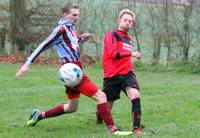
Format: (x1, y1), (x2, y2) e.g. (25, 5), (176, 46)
(25, 26), (63, 65)
(104, 32), (131, 59)
(77, 35), (85, 43)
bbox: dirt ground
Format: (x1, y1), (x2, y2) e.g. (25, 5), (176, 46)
(0, 54), (96, 67)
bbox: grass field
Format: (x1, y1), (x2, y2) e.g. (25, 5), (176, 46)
(0, 64), (200, 138)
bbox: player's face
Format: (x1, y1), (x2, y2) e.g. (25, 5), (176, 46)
(65, 8), (80, 24)
(118, 14), (133, 32)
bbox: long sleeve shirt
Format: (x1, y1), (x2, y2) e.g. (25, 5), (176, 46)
(26, 18), (86, 67)
(102, 30), (134, 78)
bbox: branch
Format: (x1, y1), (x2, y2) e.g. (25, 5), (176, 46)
(0, 5), (9, 12)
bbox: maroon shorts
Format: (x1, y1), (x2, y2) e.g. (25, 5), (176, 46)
(65, 73), (98, 99)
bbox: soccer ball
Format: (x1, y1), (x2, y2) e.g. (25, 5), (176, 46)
(59, 63), (83, 87)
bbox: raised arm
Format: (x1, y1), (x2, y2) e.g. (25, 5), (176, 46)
(15, 26), (64, 77)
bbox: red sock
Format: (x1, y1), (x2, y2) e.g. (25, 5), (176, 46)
(41, 104), (65, 119)
(97, 103), (117, 133)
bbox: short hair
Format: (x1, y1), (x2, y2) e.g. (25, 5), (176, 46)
(118, 9), (135, 20)
(62, 2), (80, 14)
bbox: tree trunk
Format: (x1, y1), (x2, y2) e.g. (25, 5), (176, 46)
(163, 1), (172, 65)
(153, 33), (161, 64)
(182, 7), (190, 63)
(182, 1), (194, 63)
(10, 0), (26, 53)
(156, 35), (161, 64)
(147, 3), (163, 65)
(183, 45), (189, 63)
(166, 43), (172, 65)
(0, 28), (6, 54)
(133, 0), (141, 52)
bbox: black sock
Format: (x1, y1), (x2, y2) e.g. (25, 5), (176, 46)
(131, 98), (141, 129)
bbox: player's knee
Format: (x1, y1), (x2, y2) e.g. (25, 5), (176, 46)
(63, 103), (78, 113)
(126, 87), (140, 100)
(133, 90), (140, 98)
(70, 108), (78, 113)
(99, 91), (107, 101)
(69, 105), (78, 112)
(134, 91), (140, 98)
(92, 90), (107, 104)
(130, 90), (140, 100)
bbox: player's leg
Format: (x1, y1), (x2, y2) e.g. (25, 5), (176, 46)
(77, 74), (130, 134)
(91, 90), (133, 135)
(108, 101), (114, 110)
(25, 87), (80, 127)
(96, 101), (114, 124)
(96, 77), (121, 124)
(77, 76), (117, 133)
(123, 72), (142, 134)
(63, 98), (79, 113)
(126, 87), (142, 134)
(39, 98), (79, 120)
(91, 90), (118, 133)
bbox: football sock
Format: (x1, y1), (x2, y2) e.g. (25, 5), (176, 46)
(97, 103), (117, 133)
(96, 111), (103, 122)
(131, 98), (141, 129)
(39, 104), (65, 120)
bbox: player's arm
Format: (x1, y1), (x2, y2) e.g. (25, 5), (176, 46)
(127, 35), (142, 60)
(78, 33), (91, 43)
(131, 51), (142, 60)
(105, 32), (132, 59)
(15, 26), (63, 77)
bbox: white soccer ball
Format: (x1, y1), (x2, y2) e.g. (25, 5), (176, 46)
(59, 63), (83, 87)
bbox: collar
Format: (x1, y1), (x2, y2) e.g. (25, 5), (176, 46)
(116, 29), (128, 35)
(58, 18), (74, 27)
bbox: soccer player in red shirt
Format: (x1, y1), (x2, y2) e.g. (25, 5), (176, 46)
(15, 3), (132, 136)
(96, 9), (143, 135)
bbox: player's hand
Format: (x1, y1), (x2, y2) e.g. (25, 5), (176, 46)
(132, 51), (142, 60)
(81, 33), (91, 41)
(15, 63), (29, 77)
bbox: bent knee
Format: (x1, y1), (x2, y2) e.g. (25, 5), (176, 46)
(92, 90), (107, 104)
(132, 91), (140, 98)
(98, 91), (107, 100)
(126, 87), (140, 100)
(69, 106), (78, 113)
(63, 103), (78, 113)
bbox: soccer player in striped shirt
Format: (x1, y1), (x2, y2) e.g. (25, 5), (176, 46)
(96, 9), (143, 135)
(15, 3), (132, 136)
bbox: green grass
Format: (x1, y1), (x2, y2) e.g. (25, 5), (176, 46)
(0, 64), (200, 138)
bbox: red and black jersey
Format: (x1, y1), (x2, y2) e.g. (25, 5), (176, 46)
(102, 29), (134, 78)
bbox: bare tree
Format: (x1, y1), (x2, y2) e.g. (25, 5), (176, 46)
(77, 0), (113, 60)
(0, 28), (6, 53)
(162, 0), (172, 65)
(171, 0), (197, 63)
(146, 3), (162, 64)
(131, 0), (141, 52)
(9, 0), (60, 54)
(0, 2), (9, 54)
(9, 0), (27, 53)
(181, 0), (196, 63)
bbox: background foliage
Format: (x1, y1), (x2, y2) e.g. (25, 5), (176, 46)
(0, 0), (199, 71)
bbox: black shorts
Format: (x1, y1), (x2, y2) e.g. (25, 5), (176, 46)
(103, 71), (140, 101)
